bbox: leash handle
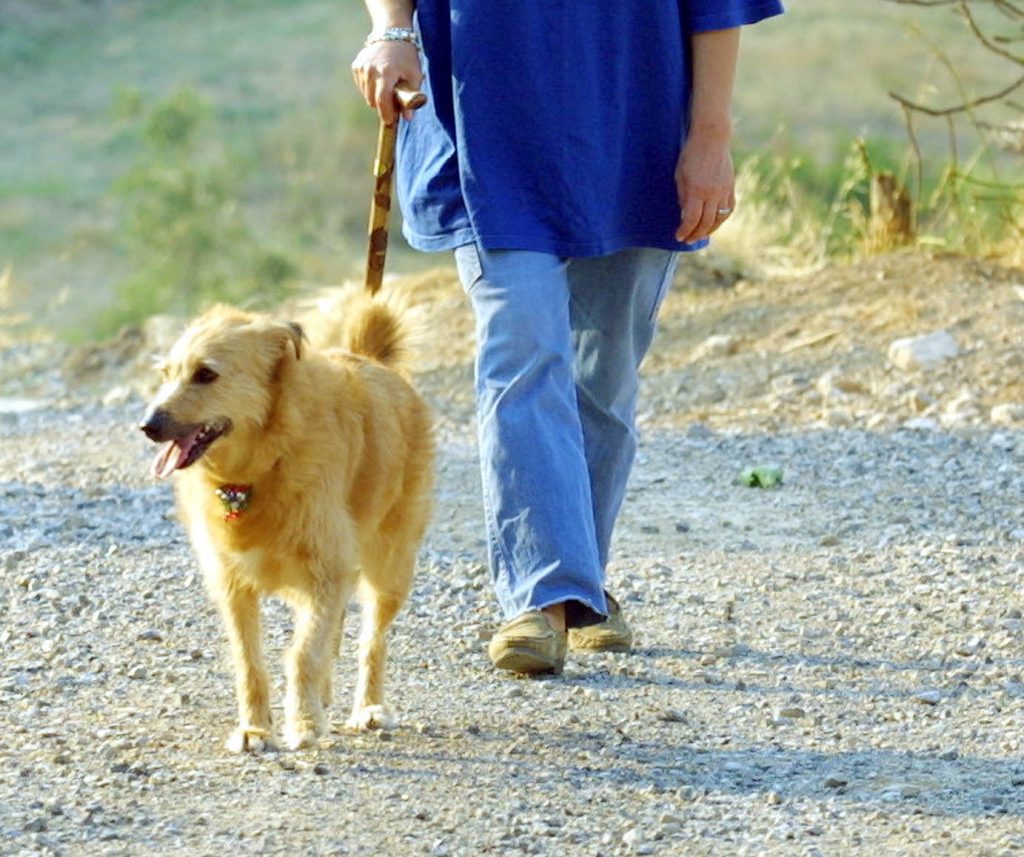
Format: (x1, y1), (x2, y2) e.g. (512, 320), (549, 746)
(395, 84), (427, 113)
(365, 83), (427, 295)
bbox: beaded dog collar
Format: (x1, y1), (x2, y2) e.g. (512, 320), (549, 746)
(215, 484), (252, 522)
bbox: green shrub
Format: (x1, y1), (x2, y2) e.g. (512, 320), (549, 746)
(98, 87), (297, 337)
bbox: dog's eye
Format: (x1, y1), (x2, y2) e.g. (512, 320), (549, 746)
(191, 365), (219, 385)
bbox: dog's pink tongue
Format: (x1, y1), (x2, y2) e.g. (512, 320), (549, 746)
(150, 439), (191, 480)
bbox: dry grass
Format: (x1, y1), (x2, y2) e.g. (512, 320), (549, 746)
(0, 265), (36, 348)
(708, 161), (829, 280)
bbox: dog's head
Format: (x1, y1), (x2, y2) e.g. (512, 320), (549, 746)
(139, 305), (304, 480)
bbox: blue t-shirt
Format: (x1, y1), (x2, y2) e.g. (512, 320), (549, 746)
(397, 1), (785, 257)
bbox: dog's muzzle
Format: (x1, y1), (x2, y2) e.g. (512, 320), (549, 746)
(139, 407), (174, 443)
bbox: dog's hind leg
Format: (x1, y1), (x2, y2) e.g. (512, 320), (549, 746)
(216, 583), (274, 753)
(319, 606), (346, 712)
(283, 585), (346, 750)
(346, 585), (405, 731)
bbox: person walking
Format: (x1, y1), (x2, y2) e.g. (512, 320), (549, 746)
(352, 1), (785, 675)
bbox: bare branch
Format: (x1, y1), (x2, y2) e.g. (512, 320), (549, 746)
(889, 74), (1024, 116)
(878, 0), (958, 7)
(958, 0), (1024, 65)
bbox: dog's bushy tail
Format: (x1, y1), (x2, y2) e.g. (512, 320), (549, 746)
(341, 293), (410, 372)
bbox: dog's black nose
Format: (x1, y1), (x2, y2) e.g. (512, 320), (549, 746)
(139, 408), (169, 442)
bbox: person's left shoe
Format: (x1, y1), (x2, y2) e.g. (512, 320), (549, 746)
(567, 593), (633, 653)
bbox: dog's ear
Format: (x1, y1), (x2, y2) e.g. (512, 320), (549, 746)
(269, 320), (305, 386)
(281, 321), (305, 361)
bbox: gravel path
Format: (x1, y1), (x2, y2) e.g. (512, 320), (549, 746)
(3, 255), (1024, 855)
(2, 396), (1023, 856)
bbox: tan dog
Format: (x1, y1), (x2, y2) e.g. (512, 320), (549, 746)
(139, 296), (434, 752)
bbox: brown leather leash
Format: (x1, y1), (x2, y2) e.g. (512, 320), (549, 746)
(364, 83), (427, 295)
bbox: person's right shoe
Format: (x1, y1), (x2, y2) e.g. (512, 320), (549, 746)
(487, 611), (567, 675)
(567, 593), (633, 653)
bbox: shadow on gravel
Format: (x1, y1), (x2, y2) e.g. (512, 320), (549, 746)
(360, 729), (1024, 819)
(639, 645), (1024, 685)
(641, 645), (967, 670)
(598, 741), (1024, 819)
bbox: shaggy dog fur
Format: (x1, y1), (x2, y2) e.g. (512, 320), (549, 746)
(139, 295), (434, 752)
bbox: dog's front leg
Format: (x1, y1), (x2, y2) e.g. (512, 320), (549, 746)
(283, 588), (345, 750)
(215, 583), (274, 753)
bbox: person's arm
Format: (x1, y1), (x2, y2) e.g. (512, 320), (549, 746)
(351, 1), (423, 125)
(674, 28), (741, 244)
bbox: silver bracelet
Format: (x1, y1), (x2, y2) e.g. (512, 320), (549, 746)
(365, 27), (420, 50)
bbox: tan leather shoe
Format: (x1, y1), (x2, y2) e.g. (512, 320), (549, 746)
(568, 593), (633, 653)
(487, 611), (567, 675)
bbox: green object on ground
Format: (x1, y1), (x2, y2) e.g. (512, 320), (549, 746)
(739, 466), (784, 488)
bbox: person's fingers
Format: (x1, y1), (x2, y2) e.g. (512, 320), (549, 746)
(692, 200), (720, 242)
(350, 53), (377, 110)
(710, 204), (734, 235)
(708, 193), (737, 235)
(351, 43), (423, 125)
(372, 75), (399, 126)
(677, 196), (718, 243)
(677, 190), (737, 243)
(675, 194), (704, 243)
(398, 66), (425, 121)
(674, 135), (735, 243)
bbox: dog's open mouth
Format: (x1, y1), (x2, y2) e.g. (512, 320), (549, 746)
(150, 423), (228, 480)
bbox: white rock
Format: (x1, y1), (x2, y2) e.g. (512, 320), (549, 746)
(940, 390), (981, 428)
(102, 386), (134, 407)
(691, 334), (737, 361)
(888, 330), (959, 370)
(991, 403), (1024, 426)
(777, 707), (806, 720)
(0, 397), (45, 414)
(901, 417), (940, 432)
(622, 828), (646, 849)
(818, 368), (869, 398)
(990, 432), (1016, 450)
(913, 689), (942, 705)
(945, 391), (978, 416)
(906, 388), (936, 413)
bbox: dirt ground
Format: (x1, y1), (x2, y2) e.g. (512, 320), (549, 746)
(3, 250), (1024, 856)
(34, 248), (1024, 433)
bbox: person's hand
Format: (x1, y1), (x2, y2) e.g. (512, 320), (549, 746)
(351, 40), (423, 126)
(674, 128), (736, 244)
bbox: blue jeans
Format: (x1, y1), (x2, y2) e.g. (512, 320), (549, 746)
(454, 243), (679, 627)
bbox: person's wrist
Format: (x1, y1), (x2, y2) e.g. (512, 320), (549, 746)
(687, 115), (732, 143)
(365, 26), (420, 50)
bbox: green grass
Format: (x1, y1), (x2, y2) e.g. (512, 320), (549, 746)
(0, 0), (1019, 338)
(0, 0), (385, 335)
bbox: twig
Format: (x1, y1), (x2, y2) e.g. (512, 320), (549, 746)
(958, 0), (1024, 64)
(889, 74), (1024, 117)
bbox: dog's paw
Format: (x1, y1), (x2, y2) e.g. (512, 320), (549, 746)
(224, 726), (275, 754)
(282, 727), (318, 751)
(282, 718), (325, 751)
(346, 704), (398, 732)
